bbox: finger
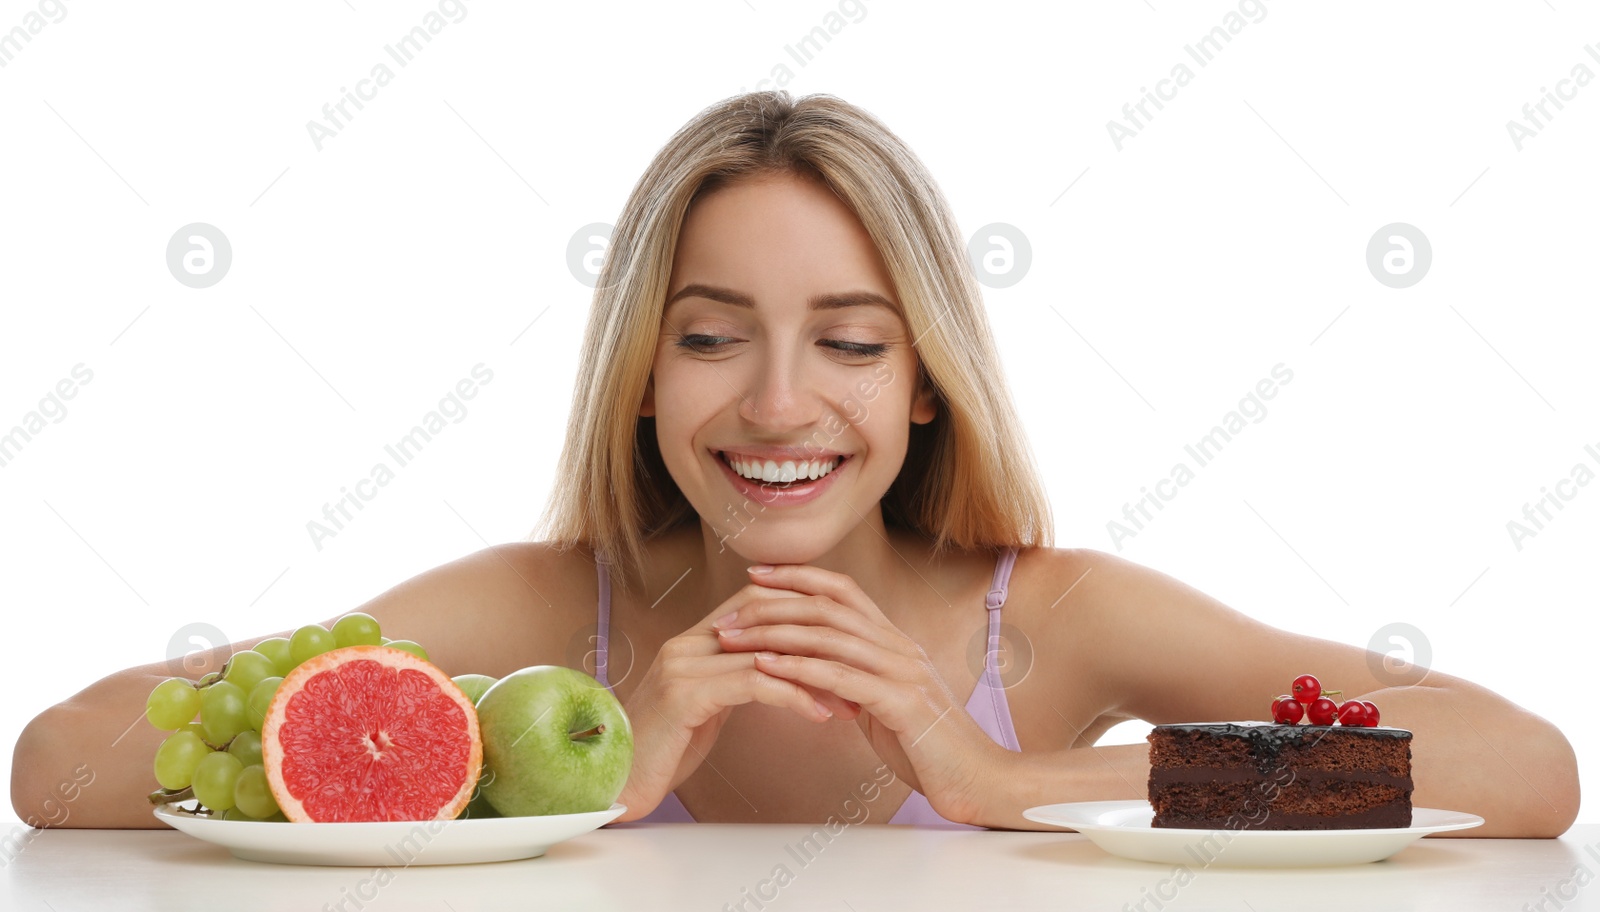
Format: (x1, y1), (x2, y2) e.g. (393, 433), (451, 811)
(692, 583), (810, 633)
(703, 663), (837, 723)
(749, 651), (918, 730)
(796, 683), (861, 720)
(744, 565), (893, 626)
(713, 596), (907, 654)
(700, 629), (865, 718)
(664, 651), (858, 720)
(716, 622), (907, 677)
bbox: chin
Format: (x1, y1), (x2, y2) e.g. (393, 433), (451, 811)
(718, 531), (839, 567)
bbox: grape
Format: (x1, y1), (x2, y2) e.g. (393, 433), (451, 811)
(153, 731), (210, 790)
(145, 678), (201, 731)
(193, 751), (243, 811)
(245, 677), (282, 730)
(144, 616), (430, 816)
(290, 624), (337, 666)
(385, 640), (429, 662)
(222, 650), (277, 696)
(332, 612), (382, 648)
(200, 680), (248, 745)
(178, 721), (211, 745)
(252, 637), (295, 677)
(233, 765), (281, 819)
(227, 730), (263, 768)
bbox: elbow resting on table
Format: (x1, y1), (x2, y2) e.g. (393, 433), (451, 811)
(1522, 723), (1581, 839)
(11, 708), (88, 829)
(1452, 707), (1582, 839)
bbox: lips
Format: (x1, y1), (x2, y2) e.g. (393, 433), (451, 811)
(717, 450), (845, 485)
(712, 450), (850, 507)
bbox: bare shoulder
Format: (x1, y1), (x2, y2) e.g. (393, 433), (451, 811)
(1001, 547), (1118, 703)
(1009, 546), (1278, 698)
(1010, 546), (1232, 625)
(1001, 545), (1108, 637)
(338, 541), (601, 680)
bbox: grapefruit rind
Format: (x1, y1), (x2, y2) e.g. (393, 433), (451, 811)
(261, 645), (482, 823)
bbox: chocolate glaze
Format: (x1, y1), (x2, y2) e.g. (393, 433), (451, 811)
(1154, 721), (1411, 737)
(1153, 722), (1410, 756)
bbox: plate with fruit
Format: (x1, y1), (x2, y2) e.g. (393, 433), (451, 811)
(145, 614), (634, 865)
(154, 800), (628, 866)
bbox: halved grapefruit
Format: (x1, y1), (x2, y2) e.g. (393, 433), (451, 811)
(261, 645), (481, 823)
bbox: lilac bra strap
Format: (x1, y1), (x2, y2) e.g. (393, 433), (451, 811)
(981, 547), (1021, 752)
(883, 546), (1022, 827)
(595, 551), (613, 690)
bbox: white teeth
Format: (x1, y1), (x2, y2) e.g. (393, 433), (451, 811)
(723, 453), (841, 484)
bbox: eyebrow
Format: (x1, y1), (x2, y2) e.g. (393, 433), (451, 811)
(664, 283), (898, 314)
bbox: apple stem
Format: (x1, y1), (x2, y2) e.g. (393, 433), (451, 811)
(570, 723), (606, 741)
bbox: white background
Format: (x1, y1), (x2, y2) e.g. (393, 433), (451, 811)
(1, 0), (1594, 828)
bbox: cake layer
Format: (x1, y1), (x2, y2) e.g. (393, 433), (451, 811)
(1150, 765), (1412, 788)
(1150, 776), (1412, 829)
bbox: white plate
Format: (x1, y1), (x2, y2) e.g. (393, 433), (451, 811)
(154, 802), (627, 866)
(1022, 800), (1483, 867)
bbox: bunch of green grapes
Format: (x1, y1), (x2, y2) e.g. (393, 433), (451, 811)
(145, 613), (429, 820)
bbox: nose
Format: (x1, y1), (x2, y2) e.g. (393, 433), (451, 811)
(737, 343), (821, 432)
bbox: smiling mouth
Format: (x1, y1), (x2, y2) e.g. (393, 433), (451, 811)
(716, 451), (848, 487)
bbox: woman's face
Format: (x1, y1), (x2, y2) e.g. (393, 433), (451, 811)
(641, 171), (937, 564)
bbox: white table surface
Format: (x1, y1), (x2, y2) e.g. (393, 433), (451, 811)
(6, 821), (1598, 912)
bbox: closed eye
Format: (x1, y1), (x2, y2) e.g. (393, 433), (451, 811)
(673, 335), (890, 359)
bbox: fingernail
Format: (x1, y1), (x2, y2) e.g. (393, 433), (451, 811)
(748, 564), (774, 574)
(755, 651), (779, 661)
(717, 626), (742, 637)
(713, 612), (739, 629)
(814, 700), (833, 718)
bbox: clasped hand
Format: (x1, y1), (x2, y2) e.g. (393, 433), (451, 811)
(711, 564), (1005, 826)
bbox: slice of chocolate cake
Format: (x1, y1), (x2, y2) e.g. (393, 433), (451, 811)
(1147, 722), (1412, 830)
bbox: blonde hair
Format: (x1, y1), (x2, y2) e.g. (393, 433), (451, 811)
(533, 90), (1053, 596)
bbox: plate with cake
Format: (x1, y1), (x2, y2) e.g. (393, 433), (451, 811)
(1024, 720), (1483, 867)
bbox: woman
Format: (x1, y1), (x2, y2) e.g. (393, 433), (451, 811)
(11, 91), (1578, 834)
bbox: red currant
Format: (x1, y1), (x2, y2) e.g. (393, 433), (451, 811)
(1336, 700), (1367, 726)
(1273, 698), (1304, 724)
(1291, 674), (1321, 705)
(1271, 694), (1290, 717)
(1306, 697), (1338, 725)
(1361, 701), (1380, 727)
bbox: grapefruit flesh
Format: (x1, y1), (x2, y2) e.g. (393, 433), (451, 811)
(261, 646), (481, 823)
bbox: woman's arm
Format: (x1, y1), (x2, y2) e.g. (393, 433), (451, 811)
(970, 549), (1580, 837)
(10, 543), (585, 829)
(10, 637), (284, 831)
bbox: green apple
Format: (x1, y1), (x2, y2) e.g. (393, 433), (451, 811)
(459, 789), (503, 819)
(451, 674), (503, 820)
(476, 665), (633, 817)
(452, 674), (498, 706)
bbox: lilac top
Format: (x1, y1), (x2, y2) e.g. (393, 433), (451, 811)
(597, 547), (1023, 829)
